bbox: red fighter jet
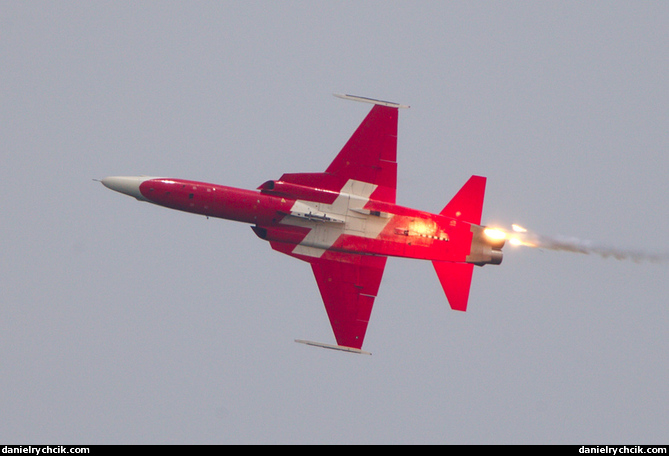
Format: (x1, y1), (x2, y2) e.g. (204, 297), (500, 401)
(101, 94), (505, 354)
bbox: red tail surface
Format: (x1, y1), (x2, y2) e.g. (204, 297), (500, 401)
(433, 175), (487, 311)
(439, 175), (486, 225)
(432, 262), (475, 311)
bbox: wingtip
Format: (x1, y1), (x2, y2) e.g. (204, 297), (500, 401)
(295, 339), (372, 355)
(333, 93), (409, 109)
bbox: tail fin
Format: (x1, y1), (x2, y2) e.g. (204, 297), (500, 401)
(432, 261), (474, 311)
(439, 175), (486, 225)
(433, 175), (487, 311)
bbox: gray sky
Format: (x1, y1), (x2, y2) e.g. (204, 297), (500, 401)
(1, 1), (667, 444)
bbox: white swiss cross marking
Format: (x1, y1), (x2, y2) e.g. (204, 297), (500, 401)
(280, 179), (393, 258)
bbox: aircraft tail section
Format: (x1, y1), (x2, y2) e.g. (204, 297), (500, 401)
(439, 175), (486, 226)
(432, 176), (488, 311)
(432, 261), (474, 311)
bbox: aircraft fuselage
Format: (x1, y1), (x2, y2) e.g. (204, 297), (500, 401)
(102, 176), (503, 266)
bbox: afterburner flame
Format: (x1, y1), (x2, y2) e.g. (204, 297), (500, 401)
(483, 228), (507, 240)
(483, 224), (532, 247)
(497, 223), (668, 263)
(508, 237), (536, 247)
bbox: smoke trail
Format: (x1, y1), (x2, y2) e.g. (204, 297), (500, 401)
(504, 225), (669, 264)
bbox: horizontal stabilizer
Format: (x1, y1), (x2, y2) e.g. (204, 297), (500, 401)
(295, 339), (372, 355)
(440, 175), (486, 225)
(432, 261), (475, 312)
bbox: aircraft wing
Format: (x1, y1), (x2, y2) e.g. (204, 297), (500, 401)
(264, 98), (401, 352)
(271, 242), (387, 351)
(311, 252), (387, 350)
(278, 103), (399, 203)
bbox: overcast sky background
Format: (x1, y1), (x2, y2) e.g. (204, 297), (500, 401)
(1, 1), (667, 444)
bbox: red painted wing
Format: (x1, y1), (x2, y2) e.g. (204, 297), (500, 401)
(279, 104), (398, 203)
(271, 242), (387, 350)
(266, 103), (399, 349)
(310, 253), (387, 349)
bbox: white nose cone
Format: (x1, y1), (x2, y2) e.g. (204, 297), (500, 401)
(101, 176), (156, 201)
